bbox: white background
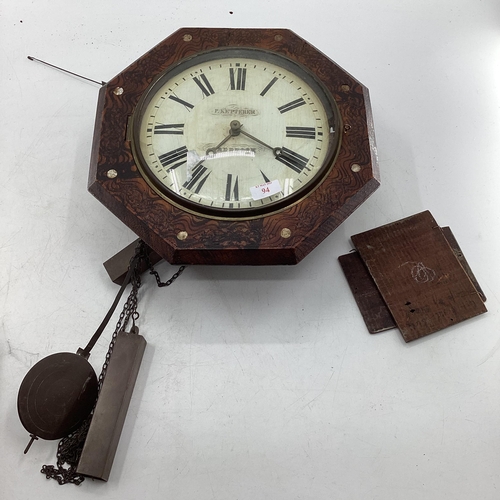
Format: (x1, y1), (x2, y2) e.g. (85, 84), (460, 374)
(1, 1), (500, 499)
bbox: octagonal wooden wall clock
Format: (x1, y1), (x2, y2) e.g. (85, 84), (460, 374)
(88, 27), (379, 265)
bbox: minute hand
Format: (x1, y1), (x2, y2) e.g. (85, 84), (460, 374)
(238, 129), (282, 157)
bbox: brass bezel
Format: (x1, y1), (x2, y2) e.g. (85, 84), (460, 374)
(129, 47), (343, 221)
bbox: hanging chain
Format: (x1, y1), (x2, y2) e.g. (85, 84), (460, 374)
(97, 241), (184, 386)
(40, 416), (92, 485)
(41, 241), (186, 485)
(97, 244), (143, 389)
(145, 248), (186, 288)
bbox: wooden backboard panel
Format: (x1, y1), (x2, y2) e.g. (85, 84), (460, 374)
(338, 252), (396, 333)
(351, 211), (487, 342)
(441, 226), (487, 302)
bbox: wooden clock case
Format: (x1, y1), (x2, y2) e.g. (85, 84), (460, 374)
(88, 27), (379, 265)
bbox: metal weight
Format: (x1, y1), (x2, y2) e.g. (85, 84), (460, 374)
(76, 329), (146, 481)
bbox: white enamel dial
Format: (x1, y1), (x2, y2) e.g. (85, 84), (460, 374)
(132, 49), (340, 218)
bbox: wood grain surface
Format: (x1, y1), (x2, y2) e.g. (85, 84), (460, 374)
(351, 211), (487, 342)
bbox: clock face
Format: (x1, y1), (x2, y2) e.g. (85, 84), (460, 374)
(131, 48), (341, 219)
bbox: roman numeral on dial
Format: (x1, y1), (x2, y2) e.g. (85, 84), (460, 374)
(193, 74), (215, 96)
(229, 67), (246, 90)
(159, 146), (188, 169)
(225, 174), (239, 202)
(278, 98), (306, 114)
(153, 124), (184, 135)
(285, 126), (315, 139)
(168, 95), (194, 110)
(276, 147), (310, 173)
(260, 77), (278, 96)
(183, 164), (211, 193)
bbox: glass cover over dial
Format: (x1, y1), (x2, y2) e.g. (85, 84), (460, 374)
(132, 48), (341, 218)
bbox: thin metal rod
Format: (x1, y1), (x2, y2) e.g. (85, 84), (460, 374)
(27, 56), (106, 86)
(24, 434), (38, 454)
